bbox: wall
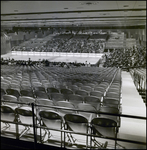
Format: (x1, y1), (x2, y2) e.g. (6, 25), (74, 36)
(1, 35), (11, 55)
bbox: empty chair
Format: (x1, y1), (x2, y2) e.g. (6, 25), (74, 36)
(3, 95), (18, 109)
(60, 88), (73, 95)
(1, 88), (6, 100)
(80, 86), (93, 92)
(50, 93), (65, 103)
(39, 110), (63, 144)
(102, 98), (120, 108)
(15, 106), (38, 138)
(99, 106), (120, 126)
(20, 89), (34, 98)
(1, 79), (11, 85)
(94, 87), (106, 93)
(90, 91), (104, 99)
(105, 92), (120, 100)
(55, 84), (67, 89)
(19, 96), (35, 107)
(10, 83), (21, 91)
(84, 96), (101, 110)
(91, 117), (118, 148)
(68, 85), (79, 92)
(32, 82), (42, 87)
(84, 83), (96, 88)
(43, 83), (54, 89)
(21, 85), (32, 91)
(73, 82), (83, 88)
(64, 114), (89, 147)
(34, 91), (49, 99)
(1, 105), (16, 132)
(1, 82), (10, 91)
(33, 86), (46, 92)
(56, 101), (76, 116)
(36, 98), (54, 110)
(66, 94), (84, 106)
(47, 87), (59, 94)
(107, 88), (120, 93)
(6, 88), (20, 99)
(75, 89), (89, 97)
(77, 103), (97, 121)
(36, 98), (55, 117)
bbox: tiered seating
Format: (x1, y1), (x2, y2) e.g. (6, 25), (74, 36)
(126, 38), (136, 48)
(106, 32), (124, 49)
(1, 64), (122, 148)
(103, 46), (146, 68)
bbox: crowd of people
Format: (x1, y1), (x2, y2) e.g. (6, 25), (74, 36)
(103, 46), (146, 69)
(46, 38), (105, 53)
(0, 57), (89, 68)
(11, 33), (106, 53)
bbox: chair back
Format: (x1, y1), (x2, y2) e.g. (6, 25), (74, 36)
(64, 114), (88, 133)
(39, 110), (62, 130)
(1, 105), (16, 122)
(91, 118), (117, 138)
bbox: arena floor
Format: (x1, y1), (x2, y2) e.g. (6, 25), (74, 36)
(1, 52), (103, 65)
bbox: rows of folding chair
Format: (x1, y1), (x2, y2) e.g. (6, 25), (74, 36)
(1, 65), (122, 148)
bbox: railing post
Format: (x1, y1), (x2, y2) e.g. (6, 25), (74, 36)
(31, 103), (37, 149)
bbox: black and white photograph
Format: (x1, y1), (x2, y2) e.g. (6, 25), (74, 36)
(1, 1), (146, 149)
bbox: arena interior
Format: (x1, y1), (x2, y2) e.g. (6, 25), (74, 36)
(1, 1), (146, 149)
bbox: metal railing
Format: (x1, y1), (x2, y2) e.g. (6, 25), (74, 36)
(1, 100), (146, 149)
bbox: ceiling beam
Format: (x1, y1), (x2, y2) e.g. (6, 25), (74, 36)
(1, 16), (146, 21)
(1, 8), (146, 16)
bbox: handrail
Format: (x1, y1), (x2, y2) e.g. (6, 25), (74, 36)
(1, 100), (146, 120)
(0, 118), (146, 146)
(1, 100), (146, 149)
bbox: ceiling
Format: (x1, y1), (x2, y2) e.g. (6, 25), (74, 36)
(1, 1), (146, 28)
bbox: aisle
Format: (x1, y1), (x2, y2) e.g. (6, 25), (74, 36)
(117, 71), (146, 149)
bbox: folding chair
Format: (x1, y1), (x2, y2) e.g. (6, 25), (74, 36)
(1, 105), (17, 132)
(66, 94), (84, 107)
(39, 110), (64, 145)
(15, 106), (38, 138)
(20, 89), (34, 98)
(33, 86), (46, 92)
(56, 101), (76, 117)
(80, 86), (93, 93)
(60, 89), (73, 95)
(50, 93), (65, 103)
(19, 96), (35, 107)
(77, 103), (97, 121)
(47, 87), (59, 94)
(6, 88), (20, 99)
(75, 90), (89, 97)
(1, 88), (6, 100)
(3, 95), (19, 109)
(34, 91), (49, 99)
(84, 96), (101, 110)
(64, 114), (89, 148)
(90, 91), (104, 100)
(91, 117), (118, 149)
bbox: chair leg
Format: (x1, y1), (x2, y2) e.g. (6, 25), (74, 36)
(19, 126), (30, 138)
(1, 123), (10, 131)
